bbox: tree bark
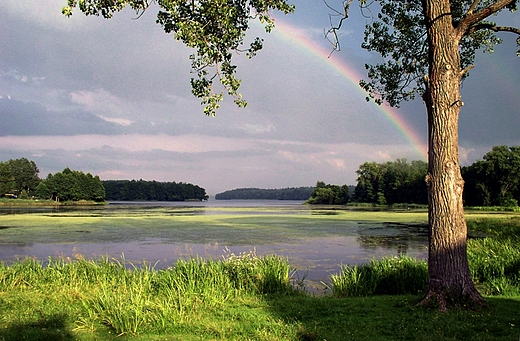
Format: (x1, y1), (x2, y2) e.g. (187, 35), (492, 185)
(420, 0), (485, 310)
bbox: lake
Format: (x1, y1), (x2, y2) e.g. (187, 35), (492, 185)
(0, 200), (429, 292)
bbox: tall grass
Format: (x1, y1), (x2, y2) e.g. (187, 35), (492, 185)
(330, 217), (520, 298)
(329, 256), (428, 297)
(0, 252), (293, 336)
(467, 238), (520, 296)
(466, 206), (520, 212)
(466, 217), (520, 296)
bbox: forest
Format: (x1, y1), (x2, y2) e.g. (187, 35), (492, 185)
(305, 181), (352, 205)
(352, 159), (429, 205)
(462, 146), (520, 207)
(103, 180), (209, 201)
(37, 168), (106, 202)
(351, 146), (520, 207)
(215, 187), (314, 200)
(0, 159), (208, 202)
(0, 158), (40, 199)
(0, 160), (105, 202)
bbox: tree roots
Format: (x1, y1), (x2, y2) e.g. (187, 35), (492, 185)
(418, 283), (487, 312)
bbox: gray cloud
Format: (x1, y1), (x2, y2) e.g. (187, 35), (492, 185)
(0, 0), (518, 194)
(0, 99), (122, 135)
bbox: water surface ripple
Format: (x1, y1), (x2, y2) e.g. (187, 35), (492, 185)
(0, 200), (428, 292)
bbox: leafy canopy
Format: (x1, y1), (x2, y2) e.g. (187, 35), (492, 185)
(352, 0), (519, 106)
(463, 145), (520, 206)
(63, 0), (294, 115)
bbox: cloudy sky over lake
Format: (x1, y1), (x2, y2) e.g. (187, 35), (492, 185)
(1, 1), (519, 195)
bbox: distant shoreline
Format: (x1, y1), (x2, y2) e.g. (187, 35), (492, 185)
(0, 199), (106, 206)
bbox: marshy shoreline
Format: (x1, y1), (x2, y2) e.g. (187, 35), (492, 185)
(0, 203), (519, 340)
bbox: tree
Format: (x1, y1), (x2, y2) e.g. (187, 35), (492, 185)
(215, 187), (314, 200)
(64, 0), (519, 308)
(462, 145), (520, 206)
(352, 162), (386, 204)
(352, 159), (427, 205)
(3, 158), (40, 195)
(35, 181), (52, 200)
(0, 162), (15, 195)
(331, 0), (518, 309)
(306, 181), (350, 205)
(42, 168), (106, 202)
(102, 179), (208, 201)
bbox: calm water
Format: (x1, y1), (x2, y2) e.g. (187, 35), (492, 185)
(0, 200), (428, 292)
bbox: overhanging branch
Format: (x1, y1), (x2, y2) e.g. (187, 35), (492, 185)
(458, 0), (517, 37)
(460, 64), (474, 77)
(324, 0), (354, 53)
(471, 23), (520, 35)
(467, 0), (481, 15)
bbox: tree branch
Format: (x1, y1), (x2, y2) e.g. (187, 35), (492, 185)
(467, 0), (481, 15)
(470, 23), (520, 36)
(458, 0), (516, 37)
(460, 64), (474, 77)
(324, 0), (354, 53)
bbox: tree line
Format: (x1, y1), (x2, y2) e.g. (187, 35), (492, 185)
(215, 187), (314, 200)
(36, 168), (106, 202)
(305, 182), (352, 205)
(0, 158), (40, 199)
(0, 158), (209, 202)
(462, 146), (520, 207)
(215, 145), (519, 207)
(103, 180), (208, 201)
(352, 159), (429, 205)
(350, 146), (520, 207)
(0, 159), (105, 202)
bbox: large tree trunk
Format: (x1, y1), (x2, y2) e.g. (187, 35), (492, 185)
(420, 0), (484, 310)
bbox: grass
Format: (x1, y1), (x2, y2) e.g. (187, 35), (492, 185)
(1, 281), (519, 340)
(0, 252), (295, 340)
(330, 256), (429, 297)
(1, 236), (519, 341)
(1, 255), (519, 341)
(466, 216), (520, 296)
(466, 215), (520, 239)
(330, 216), (520, 299)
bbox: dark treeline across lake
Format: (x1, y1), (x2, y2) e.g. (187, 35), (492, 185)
(215, 187), (315, 200)
(0, 200), (428, 292)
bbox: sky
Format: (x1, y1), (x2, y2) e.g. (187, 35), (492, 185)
(0, 1), (519, 196)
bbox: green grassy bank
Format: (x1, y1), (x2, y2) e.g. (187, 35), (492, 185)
(0, 215), (519, 340)
(1, 254), (519, 341)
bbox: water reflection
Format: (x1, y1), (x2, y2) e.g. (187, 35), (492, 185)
(356, 222), (428, 256)
(0, 201), (428, 290)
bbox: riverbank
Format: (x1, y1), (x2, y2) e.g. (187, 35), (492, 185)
(0, 253), (518, 340)
(0, 199), (106, 206)
(0, 216), (519, 340)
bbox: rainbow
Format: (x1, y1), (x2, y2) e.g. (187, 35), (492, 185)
(271, 20), (428, 160)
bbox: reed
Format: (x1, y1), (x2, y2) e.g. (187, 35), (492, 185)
(329, 218), (520, 298)
(0, 252), (293, 336)
(329, 256), (428, 297)
(329, 244), (519, 298)
(467, 237), (520, 296)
